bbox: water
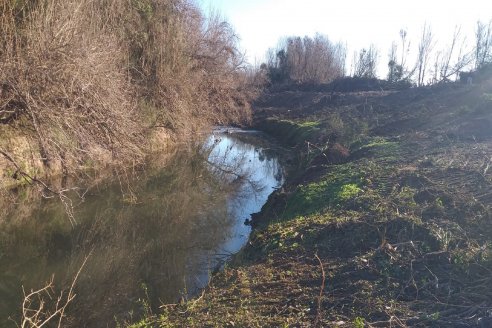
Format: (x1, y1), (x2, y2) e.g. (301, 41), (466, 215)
(0, 130), (283, 327)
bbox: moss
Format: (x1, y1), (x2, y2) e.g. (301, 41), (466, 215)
(297, 120), (320, 128)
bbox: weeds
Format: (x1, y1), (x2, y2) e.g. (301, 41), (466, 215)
(353, 316), (365, 328)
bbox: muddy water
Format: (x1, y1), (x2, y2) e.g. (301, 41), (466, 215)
(0, 129), (283, 327)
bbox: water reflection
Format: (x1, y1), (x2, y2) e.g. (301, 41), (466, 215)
(0, 130), (283, 327)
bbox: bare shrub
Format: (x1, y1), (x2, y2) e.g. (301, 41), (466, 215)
(19, 254), (90, 328)
(110, 2), (252, 133)
(0, 0), (144, 175)
(0, 0), (252, 184)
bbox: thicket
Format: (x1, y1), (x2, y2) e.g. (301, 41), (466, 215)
(0, 0), (252, 178)
(265, 34), (346, 84)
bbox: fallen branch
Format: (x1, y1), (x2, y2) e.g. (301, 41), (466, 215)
(0, 148), (78, 224)
(19, 252), (92, 328)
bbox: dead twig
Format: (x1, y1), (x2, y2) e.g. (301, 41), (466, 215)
(19, 251), (92, 328)
(0, 148), (78, 225)
(314, 253), (326, 328)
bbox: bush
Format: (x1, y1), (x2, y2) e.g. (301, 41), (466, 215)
(0, 0), (252, 176)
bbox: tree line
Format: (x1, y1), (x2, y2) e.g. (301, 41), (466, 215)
(260, 20), (492, 87)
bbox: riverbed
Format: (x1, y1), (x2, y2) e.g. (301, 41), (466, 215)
(0, 129), (284, 327)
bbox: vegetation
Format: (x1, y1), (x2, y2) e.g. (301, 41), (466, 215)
(2, 2), (492, 327)
(0, 0), (253, 187)
(352, 45), (378, 79)
(139, 67), (492, 327)
(265, 34), (346, 84)
(260, 19), (492, 89)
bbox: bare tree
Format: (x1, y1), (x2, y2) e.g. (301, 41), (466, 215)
(431, 26), (473, 83)
(286, 37), (304, 82)
(336, 41), (348, 76)
(353, 45), (378, 78)
(431, 50), (443, 84)
(416, 23), (434, 86)
(475, 20), (492, 69)
(386, 29), (413, 82)
(399, 29), (410, 73)
(388, 41), (403, 82)
(440, 26), (461, 79)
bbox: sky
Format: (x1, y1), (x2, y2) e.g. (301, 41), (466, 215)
(198, 0), (492, 76)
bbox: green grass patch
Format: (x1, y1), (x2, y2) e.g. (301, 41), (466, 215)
(257, 118), (321, 146)
(283, 165), (363, 220)
(351, 136), (400, 159)
(338, 183), (362, 200)
(252, 214), (334, 255)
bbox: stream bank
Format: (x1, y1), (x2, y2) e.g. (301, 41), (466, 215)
(153, 79), (492, 327)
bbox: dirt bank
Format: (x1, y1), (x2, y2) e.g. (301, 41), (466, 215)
(125, 78), (492, 327)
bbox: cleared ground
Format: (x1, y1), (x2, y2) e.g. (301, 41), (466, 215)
(138, 76), (492, 327)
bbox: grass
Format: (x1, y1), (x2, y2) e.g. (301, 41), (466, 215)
(257, 118), (321, 146)
(350, 136), (401, 158)
(133, 79), (492, 327)
(283, 166), (363, 219)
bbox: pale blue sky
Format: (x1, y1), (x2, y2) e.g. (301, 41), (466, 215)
(198, 0), (491, 75)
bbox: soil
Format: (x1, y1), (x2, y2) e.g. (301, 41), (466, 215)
(139, 77), (492, 327)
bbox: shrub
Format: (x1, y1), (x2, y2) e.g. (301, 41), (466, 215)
(0, 0), (252, 176)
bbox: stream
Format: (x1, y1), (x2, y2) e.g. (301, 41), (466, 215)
(0, 129), (284, 327)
